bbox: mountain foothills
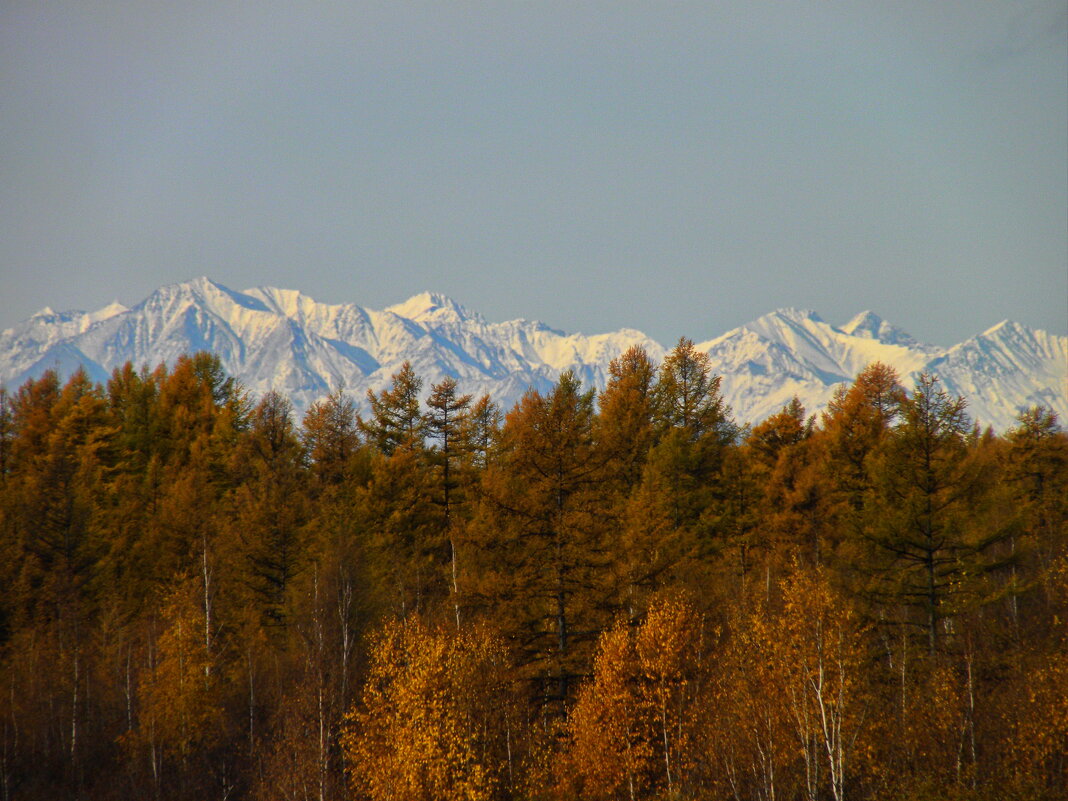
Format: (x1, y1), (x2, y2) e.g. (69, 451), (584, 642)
(1, 276), (1064, 430)
(0, 323), (1066, 799)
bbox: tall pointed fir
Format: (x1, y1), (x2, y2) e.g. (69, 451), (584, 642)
(636, 338), (738, 596)
(594, 346), (660, 616)
(360, 361), (426, 455)
(228, 391), (308, 631)
(424, 376), (474, 628)
(474, 371), (610, 716)
(358, 364), (441, 617)
(864, 374), (1005, 655)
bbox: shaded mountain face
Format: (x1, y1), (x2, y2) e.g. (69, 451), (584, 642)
(2, 277), (1064, 431)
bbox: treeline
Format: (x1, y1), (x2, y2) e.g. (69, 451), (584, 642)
(0, 343), (1064, 801)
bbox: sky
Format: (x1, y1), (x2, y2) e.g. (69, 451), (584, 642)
(1, 1), (1066, 346)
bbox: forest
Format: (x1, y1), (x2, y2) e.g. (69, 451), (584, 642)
(0, 340), (1064, 801)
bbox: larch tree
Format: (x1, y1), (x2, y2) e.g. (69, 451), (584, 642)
(816, 363), (907, 603)
(0, 369), (113, 792)
(595, 346), (664, 618)
(1004, 407), (1068, 601)
(228, 390), (308, 630)
(820, 363), (904, 527)
(638, 338), (738, 600)
(748, 396), (813, 470)
(651, 338), (732, 443)
(596, 345), (657, 494)
(302, 386), (361, 491)
(128, 581), (226, 799)
(360, 361), (426, 455)
(646, 337), (737, 531)
(474, 371), (609, 715)
(754, 400), (835, 569)
(463, 394), (502, 469)
(865, 374), (1002, 656)
(299, 385), (371, 757)
(423, 376), (473, 628)
(359, 446), (441, 619)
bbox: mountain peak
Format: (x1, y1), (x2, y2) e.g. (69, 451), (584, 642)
(142, 277), (272, 315)
(842, 309), (884, 333)
(2, 280), (1063, 433)
(149, 276), (217, 301)
(736, 308), (828, 339)
(981, 319), (1016, 337)
(173, 275), (221, 295)
(89, 301), (128, 321)
(842, 310), (918, 347)
(385, 292), (472, 323)
(767, 307), (824, 323)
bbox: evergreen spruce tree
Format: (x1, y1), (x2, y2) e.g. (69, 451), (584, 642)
(475, 372), (609, 715)
(229, 391), (308, 630)
(865, 374), (1005, 655)
(596, 345), (656, 494)
(424, 377), (474, 627)
(302, 386), (361, 491)
(360, 362), (425, 455)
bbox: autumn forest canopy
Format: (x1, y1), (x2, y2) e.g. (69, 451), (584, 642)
(0, 341), (1065, 801)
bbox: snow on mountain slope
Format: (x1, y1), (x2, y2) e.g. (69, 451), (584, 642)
(0, 301), (128, 380)
(695, 308), (947, 426)
(0, 278), (1063, 431)
(927, 321), (1068, 429)
(841, 310), (921, 348)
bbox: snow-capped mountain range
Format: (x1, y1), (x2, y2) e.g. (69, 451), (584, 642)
(1, 277), (1064, 431)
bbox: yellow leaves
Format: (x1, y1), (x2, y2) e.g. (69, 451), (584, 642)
(130, 582), (221, 762)
(713, 595), (796, 798)
(342, 618), (511, 801)
(566, 622), (653, 799)
(635, 598), (700, 683)
(1009, 650), (1068, 782)
(899, 661), (968, 782)
(565, 598), (704, 800)
(712, 568), (872, 801)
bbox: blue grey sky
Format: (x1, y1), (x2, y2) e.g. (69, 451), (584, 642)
(2, 1), (1066, 345)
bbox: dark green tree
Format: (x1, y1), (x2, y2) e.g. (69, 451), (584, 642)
(229, 391), (308, 629)
(596, 345), (657, 493)
(361, 362), (425, 455)
(302, 386), (361, 490)
(865, 374), (1006, 655)
(475, 372), (609, 714)
(424, 377), (474, 627)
